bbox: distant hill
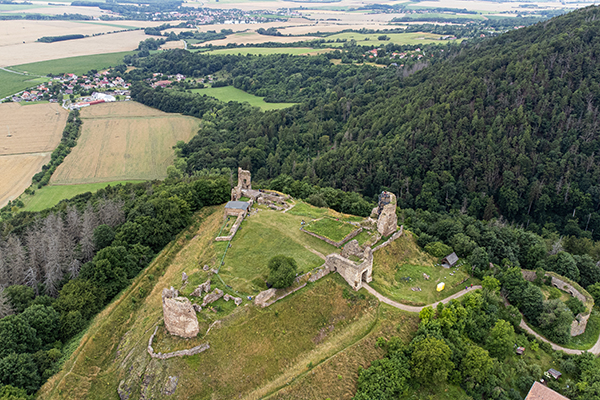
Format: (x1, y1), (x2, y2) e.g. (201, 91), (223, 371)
(132, 6), (600, 239)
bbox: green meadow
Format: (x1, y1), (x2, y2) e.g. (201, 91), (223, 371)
(0, 70), (48, 99)
(326, 31), (449, 47)
(192, 86), (296, 110)
(20, 181), (143, 212)
(10, 51), (135, 76)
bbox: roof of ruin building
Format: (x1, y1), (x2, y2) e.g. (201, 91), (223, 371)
(525, 382), (568, 400)
(225, 201), (250, 210)
(443, 252), (459, 266)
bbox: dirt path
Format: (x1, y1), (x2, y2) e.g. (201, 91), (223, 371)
(363, 283), (483, 313)
(364, 283), (600, 355)
(518, 320), (600, 355)
(304, 246), (326, 260)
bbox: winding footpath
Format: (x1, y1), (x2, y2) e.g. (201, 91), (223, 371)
(363, 283), (600, 355)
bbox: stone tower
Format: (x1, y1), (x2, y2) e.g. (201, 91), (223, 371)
(231, 167), (251, 201)
(162, 287), (199, 338)
(376, 191), (398, 237)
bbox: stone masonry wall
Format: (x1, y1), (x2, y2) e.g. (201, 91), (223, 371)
(147, 326), (210, 359)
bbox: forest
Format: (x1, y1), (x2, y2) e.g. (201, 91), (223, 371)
(126, 5), (600, 240)
(0, 176), (229, 397)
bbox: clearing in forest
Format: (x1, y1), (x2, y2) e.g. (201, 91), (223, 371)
(370, 232), (479, 306)
(50, 101), (200, 184)
(0, 102), (68, 207)
(192, 86), (296, 111)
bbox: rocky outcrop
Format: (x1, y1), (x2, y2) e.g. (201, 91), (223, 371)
(147, 326), (210, 359)
(161, 287), (199, 338)
(202, 288), (224, 307)
(190, 280), (211, 297)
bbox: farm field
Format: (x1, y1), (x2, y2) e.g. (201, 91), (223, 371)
(0, 102), (68, 155)
(191, 86), (296, 110)
(199, 31), (319, 47)
(326, 31), (449, 47)
(50, 101), (200, 184)
(0, 102), (68, 207)
(203, 46), (332, 56)
(20, 181), (144, 212)
(370, 233), (479, 306)
(10, 51), (135, 76)
(0, 69), (48, 99)
(0, 30), (147, 67)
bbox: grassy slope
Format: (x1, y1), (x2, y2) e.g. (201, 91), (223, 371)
(0, 69), (48, 98)
(10, 51), (135, 76)
(304, 217), (357, 242)
(19, 181), (144, 212)
(219, 207), (338, 293)
(370, 231), (480, 305)
(39, 206), (384, 400)
(191, 86), (296, 110)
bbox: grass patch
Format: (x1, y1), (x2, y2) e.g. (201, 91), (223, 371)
(326, 31), (447, 47)
(370, 232), (479, 305)
(19, 181), (144, 212)
(0, 69), (49, 99)
(191, 86), (296, 111)
(10, 51), (136, 76)
(304, 217), (357, 242)
(287, 201), (329, 219)
(219, 208), (337, 293)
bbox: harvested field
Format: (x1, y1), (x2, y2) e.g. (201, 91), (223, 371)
(0, 29), (148, 67)
(201, 31), (319, 46)
(204, 46), (331, 56)
(0, 102), (68, 207)
(50, 102), (200, 184)
(0, 102), (68, 155)
(11, 51), (135, 77)
(0, 153), (50, 207)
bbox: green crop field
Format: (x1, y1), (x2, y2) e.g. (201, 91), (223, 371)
(10, 51), (135, 76)
(0, 70), (48, 99)
(326, 31), (450, 47)
(396, 12), (485, 21)
(192, 86), (296, 110)
(203, 47), (332, 56)
(20, 181), (144, 212)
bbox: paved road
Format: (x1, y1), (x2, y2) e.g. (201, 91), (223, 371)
(363, 283), (482, 313)
(364, 283), (600, 355)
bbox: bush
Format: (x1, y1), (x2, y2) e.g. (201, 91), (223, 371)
(267, 255), (298, 289)
(566, 297), (586, 315)
(424, 241), (453, 258)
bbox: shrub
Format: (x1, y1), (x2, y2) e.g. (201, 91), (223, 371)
(267, 255), (298, 289)
(424, 241), (453, 258)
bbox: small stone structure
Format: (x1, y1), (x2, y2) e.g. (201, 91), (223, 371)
(147, 325), (209, 360)
(161, 287), (199, 338)
(190, 280), (211, 297)
(202, 288), (224, 307)
(230, 167), (290, 209)
(216, 201), (251, 242)
(325, 247), (373, 291)
(231, 167), (252, 201)
(373, 191), (398, 237)
(223, 293), (242, 306)
(254, 288), (277, 307)
(521, 269), (594, 336)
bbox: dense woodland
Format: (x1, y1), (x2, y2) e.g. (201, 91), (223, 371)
(126, 6), (600, 241)
(0, 177), (229, 397)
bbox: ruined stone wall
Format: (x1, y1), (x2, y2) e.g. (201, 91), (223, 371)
(238, 167), (251, 190)
(325, 248), (372, 291)
(521, 269), (594, 336)
(147, 326), (210, 359)
(372, 226), (404, 252)
(216, 213), (245, 242)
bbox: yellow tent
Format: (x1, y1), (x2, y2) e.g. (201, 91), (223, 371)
(436, 282), (445, 292)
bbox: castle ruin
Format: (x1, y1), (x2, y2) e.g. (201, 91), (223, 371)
(325, 246), (373, 291)
(161, 287), (199, 338)
(373, 191), (398, 237)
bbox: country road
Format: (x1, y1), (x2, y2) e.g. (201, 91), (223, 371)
(364, 283), (600, 355)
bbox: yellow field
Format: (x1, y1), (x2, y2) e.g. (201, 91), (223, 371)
(0, 102), (68, 207)
(0, 154), (51, 207)
(50, 102), (200, 184)
(0, 102), (68, 155)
